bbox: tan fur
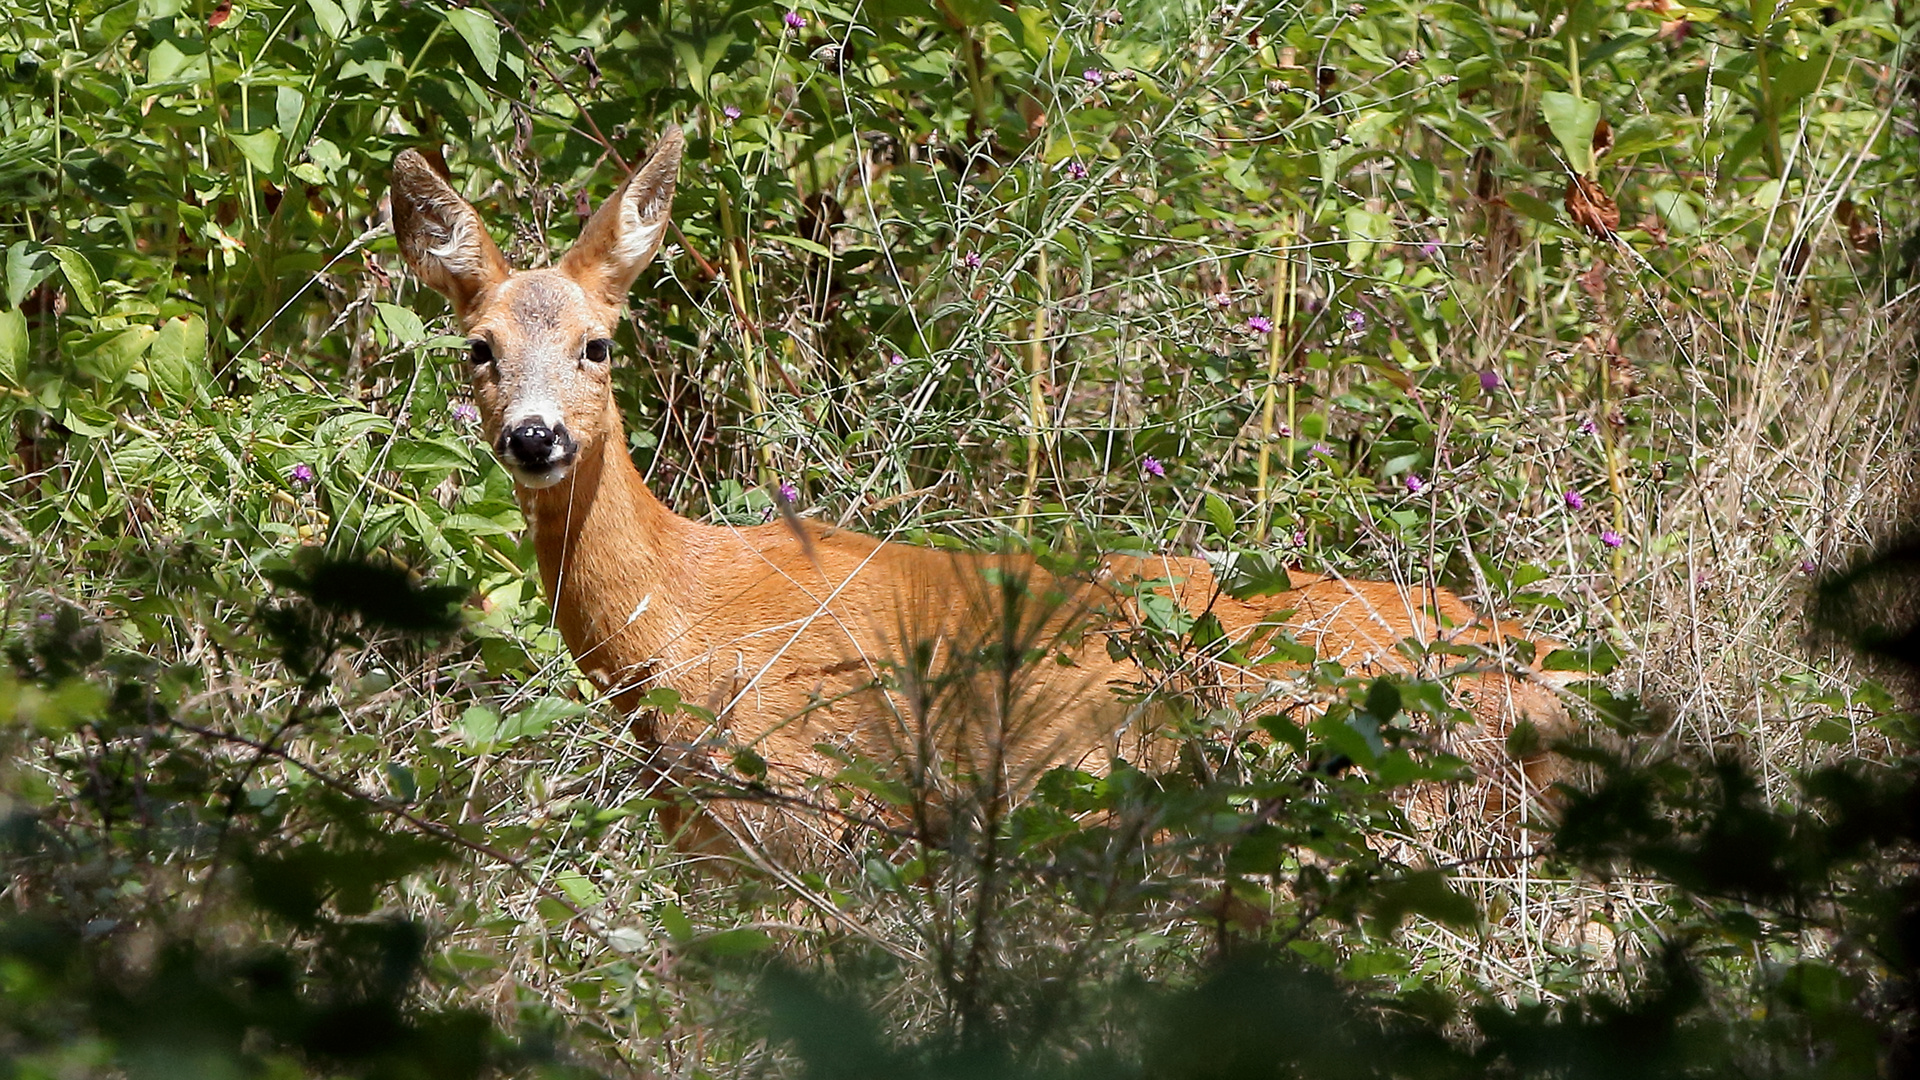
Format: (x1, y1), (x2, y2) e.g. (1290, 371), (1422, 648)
(391, 132), (1570, 857)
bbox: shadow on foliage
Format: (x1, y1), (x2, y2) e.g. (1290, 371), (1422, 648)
(752, 539), (1920, 1078)
(0, 556), (581, 1079)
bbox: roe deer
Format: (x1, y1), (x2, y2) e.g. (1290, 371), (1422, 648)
(390, 128), (1569, 859)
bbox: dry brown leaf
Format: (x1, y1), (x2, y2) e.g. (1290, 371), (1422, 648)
(1591, 118), (1613, 158)
(1566, 174), (1620, 239)
(1838, 197), (1881, 253)
(1578, 260), (1609, 299)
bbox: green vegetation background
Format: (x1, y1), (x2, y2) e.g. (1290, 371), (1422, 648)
(1, 0), (1916, 1073)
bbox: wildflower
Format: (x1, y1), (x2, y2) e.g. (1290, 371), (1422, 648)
(1404, 473), (1425, 494)
(1344, 309), (1367, 332)
(452, 402), (480, 425)
(962, 251), (982, 270)
(1800, 559), (1818, 575)
(1065, 160), (1088, 180)
(1479, 369), (1502, 391)
(1274, 422), (1291, 437)
(783, 10), (806, 29)
(722, 104), (742, 122)
(1083, 67), (1106, 86)
(1310, 442), (1332, 458)
(777, 480), (800, 503)
(290, 463), (316, 486)
(1563, 489), (1585, 510)
(1291, 528), (1307, 546)
(1247, 315), (1274, 334)
(1600, 529), (1623, 548)
(1141, 456), (1166, 478)
(1419, 242), (1440, 258)
(889, 353), (906, 366)
(1578, 417), (1597, 436)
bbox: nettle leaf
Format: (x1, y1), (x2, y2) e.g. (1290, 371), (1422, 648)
(1540, 91), (1601, 176)
(444, 6), (501, 79)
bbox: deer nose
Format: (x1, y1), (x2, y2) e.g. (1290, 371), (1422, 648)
(501, 420), (574, 467)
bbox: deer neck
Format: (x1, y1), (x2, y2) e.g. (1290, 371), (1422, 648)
(516, 403), (690, 685)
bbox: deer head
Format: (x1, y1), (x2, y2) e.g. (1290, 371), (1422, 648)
(389, 129), (684, 489)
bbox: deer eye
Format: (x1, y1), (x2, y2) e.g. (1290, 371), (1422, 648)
(468, 339), (494, 366)
(584, 338), (611, 364)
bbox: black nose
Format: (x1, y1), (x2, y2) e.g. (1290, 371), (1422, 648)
(502, 421), (572, 466)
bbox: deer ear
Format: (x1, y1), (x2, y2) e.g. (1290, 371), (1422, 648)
(390, 149), (510, 318)
(560, 126), (684, 306)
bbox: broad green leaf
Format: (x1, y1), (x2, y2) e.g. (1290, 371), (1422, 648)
(47, 246), (101, 315)
(0, 308), (26, 385)
(307, 0), (348, 37)
(230, 128), (281, 174)
(445, 6), (501, 79)
(275, 84), (306, 142)
(555, 871), (603, 908)
(76, 327), (152, 385)
(146, 314), (212, 404)
(1541, 91), (1601, 176)
(373, 301), (426, 345)
(6, 243), (55, 310)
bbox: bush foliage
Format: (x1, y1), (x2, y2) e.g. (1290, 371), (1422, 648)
(1, 0), (1916, 1072)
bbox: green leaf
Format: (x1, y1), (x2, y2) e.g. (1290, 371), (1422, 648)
(373, 301), (427, 345)
(146, 314), (213, 404)
(230, 128), (282, 174)
(47, 246), (101, 315)
(6, 243), (55, 310)
(1541, 91), (1601, 176)
(0, 308), (26, 385)
(1505, 191), (1560, 225)
(555, 870), (604, 907)
(307, 0), (348, 37)
(445, 6), (501, 79)
(75, 327), (153, 385)
(1371, 870), (1478, 930)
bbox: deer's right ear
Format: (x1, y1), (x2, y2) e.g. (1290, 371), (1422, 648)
(390, 149), (510, 318)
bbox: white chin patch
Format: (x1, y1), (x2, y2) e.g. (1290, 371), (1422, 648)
(509, 462), (572, 489)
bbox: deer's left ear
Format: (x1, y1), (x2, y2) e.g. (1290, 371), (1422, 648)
(560, 126), (684, 307)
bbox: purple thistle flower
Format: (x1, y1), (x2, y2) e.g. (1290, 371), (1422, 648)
(1141, 456), (1166, 478)
(1065, 160), (1088, 180)
(452, 402), (480, 425)
(1344, 309), (1367, 332)
(1479, 369), (1502, 391)
(1310, 442), (1332, 458)
(1082, 68), (1106, 86)
(777, 480), (800, 503)
(962, 251), (982, 270)
(1247, 315), (1274, 334)
(290, 463), (316, 486)
(1404, 473), (1426, 494)
(1564, 489), (1585, 511)
(722, 104), (742, 121)
(783, 10), (806, 29)
(1600, 529), (1623, 549)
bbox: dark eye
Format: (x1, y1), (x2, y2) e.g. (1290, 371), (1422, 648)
(584, 338), (611, 364)
(468, 339), (494, 365)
